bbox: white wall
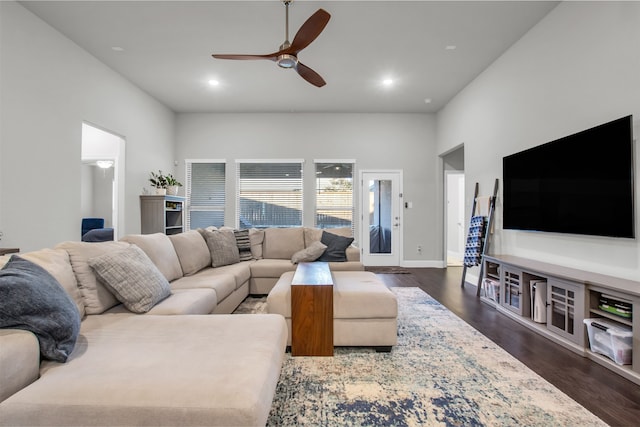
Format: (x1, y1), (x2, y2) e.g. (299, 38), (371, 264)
(437, 1), (640, 281)
(0, 2), (176, 251)
(176, 113), (440, 265)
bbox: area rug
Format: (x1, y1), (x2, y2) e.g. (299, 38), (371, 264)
(234, 288), (606, 426)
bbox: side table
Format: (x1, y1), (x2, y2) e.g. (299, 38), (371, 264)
(0, 248), (19, 256)
(290, 262), (334, 356)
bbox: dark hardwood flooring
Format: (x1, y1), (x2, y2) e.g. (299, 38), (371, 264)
(370, 266), (640, 427)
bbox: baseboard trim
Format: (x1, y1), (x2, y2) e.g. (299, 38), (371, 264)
(401, 260), (446, 268)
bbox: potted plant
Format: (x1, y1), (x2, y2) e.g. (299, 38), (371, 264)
(165, 174), (183, 196)
(149, 170), (168, 195)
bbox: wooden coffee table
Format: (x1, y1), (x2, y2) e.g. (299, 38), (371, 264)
(290, 262), (334, 356)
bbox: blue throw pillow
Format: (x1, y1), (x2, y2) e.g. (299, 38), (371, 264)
(0, 255), (81, 362)
(318, 231), (354, 262)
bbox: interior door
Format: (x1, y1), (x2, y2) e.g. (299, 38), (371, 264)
(360, 171), (402, 266)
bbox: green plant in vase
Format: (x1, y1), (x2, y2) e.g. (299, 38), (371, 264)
(165, 174), (182, 196)
(149, 170), (168, 195)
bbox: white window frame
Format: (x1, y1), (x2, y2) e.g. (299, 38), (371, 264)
(314, 159), (356, 233)
(185, 159), (226, 230)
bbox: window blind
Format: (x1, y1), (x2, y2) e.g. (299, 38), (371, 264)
(236, 161), (303, 228)
(185, 161), (226, 230)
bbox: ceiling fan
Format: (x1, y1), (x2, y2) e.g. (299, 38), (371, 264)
(212, 0), (330, 87)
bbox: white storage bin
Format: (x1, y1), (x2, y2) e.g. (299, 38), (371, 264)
(584, 318), (633, 365)
(482, 278), (500, 302)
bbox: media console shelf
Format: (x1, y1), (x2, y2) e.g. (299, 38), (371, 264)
(481, 254), (640, 385)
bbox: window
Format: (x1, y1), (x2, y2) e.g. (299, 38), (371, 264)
(315, 161), (354, 230)
(237, 160), (303, 228)
(185, 160), (226, 229)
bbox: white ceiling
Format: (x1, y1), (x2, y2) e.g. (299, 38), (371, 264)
(20, 0), (559, 114)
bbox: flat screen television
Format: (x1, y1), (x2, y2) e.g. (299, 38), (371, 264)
(502, 115), (635, 238)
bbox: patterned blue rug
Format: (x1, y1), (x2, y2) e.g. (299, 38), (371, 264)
(236, 288), (606, 426)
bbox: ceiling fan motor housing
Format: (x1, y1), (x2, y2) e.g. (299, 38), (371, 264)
(277, 54), (298, 68)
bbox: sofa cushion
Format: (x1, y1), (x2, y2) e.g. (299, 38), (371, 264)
(291, 241), (327, 264)
(170, 269), (237, 302)
(250, 258), (296, 279)
(120, 234), (183, 282)
(89, 245), (171, 314)
(56, 241), (130, 315)
(249, 228), (264, 259)
(263, 228), (305, 259)
(234, 229), (253, 261)
(0, 314), (288, 427)
(209, 261), (252, 289)
(0, 329), (40, 403)
(318, 231), (354, 262)
(105, 288), (217, 315)
(12, 248), (85, 319)
(0, 256), (81, 363)
(200, 229), (240, 267)
(168, 230), (210, 276)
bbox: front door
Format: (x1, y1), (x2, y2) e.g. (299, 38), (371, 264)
(360, 171), (402, 266)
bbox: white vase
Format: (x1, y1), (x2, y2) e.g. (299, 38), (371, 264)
(167, 185), (179, 196)
(154, 188), (167, 195)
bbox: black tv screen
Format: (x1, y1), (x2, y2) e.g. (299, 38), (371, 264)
(503, 115), (635, 238)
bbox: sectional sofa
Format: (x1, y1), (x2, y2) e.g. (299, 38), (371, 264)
(0, 227), (363, 426)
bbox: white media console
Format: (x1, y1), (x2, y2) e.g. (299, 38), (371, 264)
(480, 254), (639, 385)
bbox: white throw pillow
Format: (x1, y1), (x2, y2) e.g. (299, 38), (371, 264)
(291, 241), (327, 264)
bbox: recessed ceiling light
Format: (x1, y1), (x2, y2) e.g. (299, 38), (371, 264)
(382, 78), (394, 86)
(424, 98), (432, 104)
(445, 45), (457, 50)
(208, 79), (220, 86)
(111, 46), (124, 52)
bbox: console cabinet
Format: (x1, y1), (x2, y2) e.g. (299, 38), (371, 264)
(482, 255), (639, 385)
(140, 195), (185, 235)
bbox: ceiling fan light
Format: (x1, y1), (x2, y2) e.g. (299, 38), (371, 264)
(96, 160), (114, 169)
(277, 54), (298, 68)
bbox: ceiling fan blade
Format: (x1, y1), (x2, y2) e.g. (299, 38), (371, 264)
(212, 53), (278, 61)
(287, 9), (330, 54)
(296, 62), (326, 87)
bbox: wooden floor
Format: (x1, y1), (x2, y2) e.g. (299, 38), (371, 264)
(370, 266), (640, 427)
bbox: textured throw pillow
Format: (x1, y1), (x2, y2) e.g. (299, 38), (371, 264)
(199, 229), (241, 267)
(291, 241), (327, 264)
(318, 231), (355, 262)
(0, 256), (81, 362)
(89, 245), (171, 314)
(234, 229), (253, 261)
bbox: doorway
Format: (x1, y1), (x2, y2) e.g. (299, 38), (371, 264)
(81, 123), (125, 239)
(442, 145), (465, 268)
(359, 170), (402, 266)
(445, 171), (465, 266)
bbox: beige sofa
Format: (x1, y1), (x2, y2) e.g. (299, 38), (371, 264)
(0, 226), (362, 426)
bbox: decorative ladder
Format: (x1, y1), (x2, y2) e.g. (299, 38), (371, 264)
(460, 179), (499, 297)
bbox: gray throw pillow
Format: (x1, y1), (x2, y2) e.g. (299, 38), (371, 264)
(200, 229), (241, 267)
(234, 229), (253, 261)
(291, 241), (327, 264)
(0, 256), (81, 362)
(89, 245), (171, 314)
(318, 231), (354, 262)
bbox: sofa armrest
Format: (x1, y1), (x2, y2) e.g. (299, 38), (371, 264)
(0, 329), (40, 402)
(346, 246), (360, 262)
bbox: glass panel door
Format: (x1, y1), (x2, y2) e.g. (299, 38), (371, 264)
(360, 171), (402, 266)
